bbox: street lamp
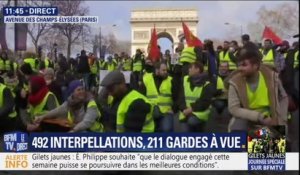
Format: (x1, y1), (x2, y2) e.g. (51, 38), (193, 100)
(224, 22), (243, 36)
(99, 24), (117, 58)
(53, 43), (58, 62)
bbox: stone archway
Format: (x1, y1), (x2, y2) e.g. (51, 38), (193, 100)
(130, 9), (198, 56)
(157, 31), (174, 52)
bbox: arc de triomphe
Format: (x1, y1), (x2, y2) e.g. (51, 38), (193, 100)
(130, 9), (198, 56)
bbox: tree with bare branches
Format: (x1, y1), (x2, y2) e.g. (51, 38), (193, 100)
(50, 0), (90, 59)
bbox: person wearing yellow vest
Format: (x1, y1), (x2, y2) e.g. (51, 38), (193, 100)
(122, 54), (132, 71)
(212, 62), (230, 114)
(99, 57), (106, 70)
(228, 42), (288, 132)
(261, 39), (276, 67)
(89, 54), (100, 91)
(104, 56), (117, 72)
(179, 46), (202, 76)
(0, 82), (17, 133)
(21, 76), (59, 132)
(218, 41), (237, 71)
(278, 136), (286, 153)
(24, 57), (39, 73)
(177, 62), (215, 132)
(39, 53), (54, 70)
(140, 62), (177, 132)
(0, 52), (18, 75)
(131, 49), (145, 90)
(101, 71), (154, 132)
(35, 80), (104, 132)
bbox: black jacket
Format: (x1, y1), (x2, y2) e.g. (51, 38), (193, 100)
(77, 54), (90, 74)
(177, 73), (216, 112)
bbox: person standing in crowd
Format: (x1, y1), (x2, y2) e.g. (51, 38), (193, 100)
(0, 81), (17, 134)
(229, 40), (240, 69)
(99, 56), (106, 70)
(104, 56), (117, 72)
(218, 41), (236, 72)
(0, 51), (17, 76)
(131, 49), (145, 90)
(203, 39), (218, 77)
(122, 53), (132, 71)
(216, 45), (223, 56)
(163, 49), (172, 73)
(39, 52), (54, 70)
(140, 62), (178, 132)
(241, 34), (251, 47)
(88, 53), (100, 92)
(77, 50), (90, 90)
(23, 52), (39, 73)
(43, 68), (63, 104)
(178, 62), (215, 132)
(179, 46), (203, 76)
(227, 42), (288, 133)
(261, 39), (276, 67)
(21, 76), (59, 132)
(101, 71), (154, 133)
(35, 80), (104, 132)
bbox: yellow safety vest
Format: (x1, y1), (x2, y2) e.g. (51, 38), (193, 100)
(246, 71), (270, 116)
(44, 58), (53, 69)
(106, 62), (116, 72)
(294, 50), (299, 68)
(143, 73), (173, 114)
(90, 62), (99, 74)
(248, 141), (254, 153)
(0, 83), (17, 118)
(262, 50), (275, 66)
(29, 92), (59, 121)
(24, 58), (37, 72)
(219, 51), (236, 70)
(133, 55), (143, 72)
(99, 60), (106, 70)
(67, 100), (104, 132)
(278, 138), (285, 153)
(180, 47), (196, 63)
(179, 76), (211, 121)
(123, 59), (132, 71)
(116, 90), (154, 133)
(0, 59), (16, 72)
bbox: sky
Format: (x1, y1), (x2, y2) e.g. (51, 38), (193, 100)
(84, 1), (296, 53)
(3, 1), (299, 55)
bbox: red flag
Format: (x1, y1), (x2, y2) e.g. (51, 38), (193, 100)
(262, 26), (282, 45)
(148, 26), (160, 62)
(182, 21), (203, 47)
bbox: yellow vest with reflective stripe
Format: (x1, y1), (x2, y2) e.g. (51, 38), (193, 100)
(143, 73), (173, 114)
(180, 76), (211, 121)
(0, 83), (17, 118)
(67, 100), (104, 132)
(246, 71), (270, 116)
(117, 90), (154, 133)
(0, 59), (16, 72)
(219, 51), (236, 70)
(180, 47), (196, 63)
(216, 76), (225, 90)
(123, 59), (132, 71)
(294, 50), (299, 68)
(262, 50), (275, 66)
(29, 92), (59, 120)
(24, 58), (37, 72)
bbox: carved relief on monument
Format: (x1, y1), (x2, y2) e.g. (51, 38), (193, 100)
(133, 31), (149, 40)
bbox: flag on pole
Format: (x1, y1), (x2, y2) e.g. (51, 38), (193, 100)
(147, 25), (160, 62)
(182, 21), (203, 47)
(262, 26), (282, 45)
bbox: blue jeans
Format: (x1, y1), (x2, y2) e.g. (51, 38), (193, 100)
(155, 113), (174, 132)
(82, 73), (90, 90)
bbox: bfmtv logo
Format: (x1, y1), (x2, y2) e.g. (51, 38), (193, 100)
(3, 132), (28, 152)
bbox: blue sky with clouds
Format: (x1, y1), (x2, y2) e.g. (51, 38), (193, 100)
(85, 1), (296, 52)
